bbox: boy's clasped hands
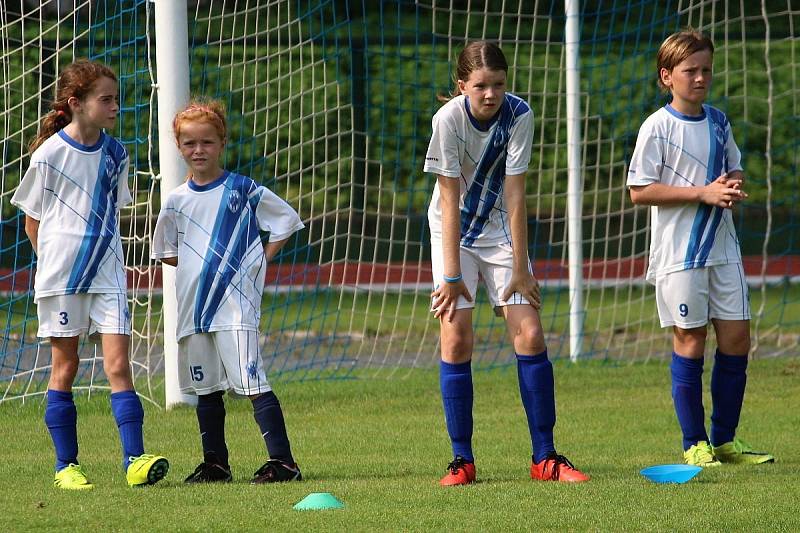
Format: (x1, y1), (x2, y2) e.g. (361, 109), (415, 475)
(702, 172), (748, 209)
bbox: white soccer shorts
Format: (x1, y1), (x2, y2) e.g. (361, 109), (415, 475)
(430, 240), (534, 313)
(177, 330), (272, 397)
(37, 293), (131, 338)
(656, 262), (751, 328)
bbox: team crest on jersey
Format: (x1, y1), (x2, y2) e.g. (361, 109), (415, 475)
(105, 154), (117, 179)
(227, 190), (242, 213)
(246, 360), (258, 379)
(713, 122), (726, 147)
(492, 127), (507, 148)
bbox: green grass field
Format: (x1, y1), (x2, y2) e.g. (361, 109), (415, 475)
(1, 358), (798, 531)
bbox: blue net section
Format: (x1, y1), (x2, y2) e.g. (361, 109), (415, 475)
(188, 0), (799, 374)
(1, 0), (798, 402)
(0, 0), (156, 400)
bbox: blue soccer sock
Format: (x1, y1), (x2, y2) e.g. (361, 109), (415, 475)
(252, 391), (294, 464)
(440, 360), (474, 462)
(110, 390), (145, 470)
(670, 352), (708, 450)
(516, 351), (556, 464)
(45, 389), (79, 471)
(710, 349), (748, 447)
(196, 391), (229, 466)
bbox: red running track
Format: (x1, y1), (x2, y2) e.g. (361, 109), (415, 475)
(1, 256), (798, 292)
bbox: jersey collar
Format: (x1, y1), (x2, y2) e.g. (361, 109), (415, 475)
(664, 103), (707, 122)
(188, 170), (230, 191)
(58, 129), (106, 152)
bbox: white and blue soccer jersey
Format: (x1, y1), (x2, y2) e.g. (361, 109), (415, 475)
(11, 130), (132, 301)
(627, 104), (744, 283)
(424, 93), (533, 247)
(152, 171), (304, 341)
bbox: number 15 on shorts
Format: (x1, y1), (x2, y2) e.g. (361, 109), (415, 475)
(190, 365), (204, 382)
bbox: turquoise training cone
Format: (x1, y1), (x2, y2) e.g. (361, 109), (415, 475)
(293, 492), (345, 510)
(640, 464), (702, 484)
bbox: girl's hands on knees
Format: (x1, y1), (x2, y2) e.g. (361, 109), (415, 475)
(502, 272), (542, 309)
(432, 280), (473, 322)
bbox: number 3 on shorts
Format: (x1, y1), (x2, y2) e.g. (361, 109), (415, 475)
(58, 311), (69, 325)
(190, 365), (204, 382)
(678, 303), (688, 318)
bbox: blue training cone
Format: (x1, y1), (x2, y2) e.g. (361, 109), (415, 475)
(640, 464), (702, 484)
(293, 492), (345, 511)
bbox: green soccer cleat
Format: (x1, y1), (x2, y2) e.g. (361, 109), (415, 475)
(54, 463), (94, 490)
(683, 441), (722, 467)
(126, 454), (169, 487)
(713, 437), (775, 465)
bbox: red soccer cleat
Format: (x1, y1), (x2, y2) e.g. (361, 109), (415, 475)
(440, 456), (476, 486)
(531, 453), (590, 483)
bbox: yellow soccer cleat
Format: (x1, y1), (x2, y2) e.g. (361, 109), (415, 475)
(126, 454), (169, 487)
(683, 441), (722, 467)
(54, 463), (94, 490)
(713, 437), (775, 465)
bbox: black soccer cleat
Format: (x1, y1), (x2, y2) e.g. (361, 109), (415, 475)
(184, 459), (233, 483)
(251, 459), (302, 484)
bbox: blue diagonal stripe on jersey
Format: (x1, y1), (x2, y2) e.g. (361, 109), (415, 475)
(200, 181), (261, 329)
(460, 148), (496, 240)
(684, 204), (713, 269)
(66, 135), (118, 292)
(695, 109), (730, 266)
(696, 206), (725, 266)
(200, 216), (260, 331)
(194, 173), (262, 331)
(194, 172), (236, 331)
(460, 102), (501, 239)
(462, 158), (506, 247)
(684, 105), (725, 268)
(705, 106), (729, 180)
(460, 98), (515, 246)
(78, 139), (125, 290)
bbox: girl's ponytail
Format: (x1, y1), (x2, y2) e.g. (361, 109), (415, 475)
(29, 108), (71, 153)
